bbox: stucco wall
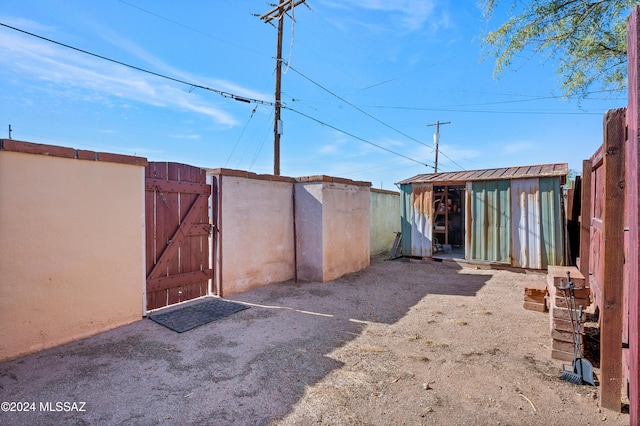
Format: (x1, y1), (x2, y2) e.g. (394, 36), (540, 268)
(322, 181), (370, 281)
(211, 170), (295, 296)
(370, 188), (400, 256)
(294, 182), (324, 282)
(296, 177), (371, 282)
(0, 140), (146, 362)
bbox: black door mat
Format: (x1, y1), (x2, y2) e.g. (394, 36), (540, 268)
(149, 298), (249, 333)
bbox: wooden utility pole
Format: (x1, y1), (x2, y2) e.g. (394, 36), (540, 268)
(260, 0), (307, 176)
(427, 121), (451, 172)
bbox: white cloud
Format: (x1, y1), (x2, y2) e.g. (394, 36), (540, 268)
(0, 23), (252, 127)
(323, 0), (440, 31)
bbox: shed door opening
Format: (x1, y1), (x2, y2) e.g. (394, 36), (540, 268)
(432, 185), (465, 259)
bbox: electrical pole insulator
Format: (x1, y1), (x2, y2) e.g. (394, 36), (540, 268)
(427, 120), (451, 173)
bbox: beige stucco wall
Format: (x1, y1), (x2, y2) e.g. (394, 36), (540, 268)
(296, 179), (371, 282)
(213, 173), (295, 296)
(322, 182), (370, 281)
(294, 182), (325, 281)
(370, 188), (400, 256)
(0, 148), (145, 362)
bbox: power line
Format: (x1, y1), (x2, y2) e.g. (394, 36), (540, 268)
(225, 106), (258, 167)
(362, 104), (606, 115)
(285, 107), (432, 168)
(287, 64), (435, 151)
(117, 0), (262, 55)
(2, 20), (432, 169)
(0, 22), (276, 107)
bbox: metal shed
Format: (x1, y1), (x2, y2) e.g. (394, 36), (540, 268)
(397, 163), (568, 269)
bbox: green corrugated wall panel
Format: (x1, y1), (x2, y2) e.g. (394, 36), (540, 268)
(539, 177), (564, 267)
(470, 180), (511, 262)
(400, 184), (412, 256)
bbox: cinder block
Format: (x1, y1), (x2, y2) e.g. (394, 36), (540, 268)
(551, 306), (585, 322)
(551, 328), (581, 343)
(547, 266), (586, 288)
(552, 339), (577, 353)
(523, 301), (547, 312)
(551, 349), (575, 362)
(553, 296), (590, 310)
(523, 286), (547, 303)
(552, 318), (576, 333)
(551, 286), (591, 300)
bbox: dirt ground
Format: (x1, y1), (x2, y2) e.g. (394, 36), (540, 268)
(0, 256), (631, 425)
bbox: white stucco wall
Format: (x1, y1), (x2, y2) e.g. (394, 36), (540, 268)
(0, 142), (146, 362)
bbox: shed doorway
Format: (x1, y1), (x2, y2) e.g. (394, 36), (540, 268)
(432, 185), (465, 260)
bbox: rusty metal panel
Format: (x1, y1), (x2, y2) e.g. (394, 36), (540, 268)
(469, 180), (510, 262)
(539, 177), (564, 267)
(410, 183), (433, 257)
(511, 178), (542, 269)
(464, 182), (472, 260)
(399, 184), (412, 256)
(397, 163), (568, 185)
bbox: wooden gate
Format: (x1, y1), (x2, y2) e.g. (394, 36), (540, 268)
(145, 162), (213, 311)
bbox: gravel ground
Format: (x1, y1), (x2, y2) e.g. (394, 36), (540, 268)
(0, 256), (630, 425)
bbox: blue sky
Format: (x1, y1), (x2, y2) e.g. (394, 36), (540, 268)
(0, 1), (628, 190)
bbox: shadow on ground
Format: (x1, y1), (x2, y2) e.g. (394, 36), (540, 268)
(0, 257), (488, 425)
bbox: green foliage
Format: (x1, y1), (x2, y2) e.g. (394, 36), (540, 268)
(481, 0), (636, 97)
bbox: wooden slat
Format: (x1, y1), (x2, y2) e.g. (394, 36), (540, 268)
(626, 8), (640, 423)
(145, 163), (157, 309)
(148, 194), (210, 280)
(600, 108), (626, 411)
(145, 162), (213, 310)
(145, 178), (211, 195)
(147, 270), (213, 292)
(166, 163), (181, 306)
(627, 6), (637, 418)
(579, 159), (592, 280)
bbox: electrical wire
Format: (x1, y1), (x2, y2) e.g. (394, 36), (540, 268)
(286, 63), (434, 151)
(362, 104), (605, 115)
(118, 0), (265, 57)
(0, 22), (275, 107)
(225, 106), (258, 167)
(286, 64), (468, 171)
(285, 106), (432, 168)
(1, 20), (434, 170)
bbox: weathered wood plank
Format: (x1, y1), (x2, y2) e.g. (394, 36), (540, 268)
(600, 108), (626, 411)
(579, 160), (592, 281)
(145, 178), (211, 195)
(147, 269), (214, 293)
(148, 194), (210, 280)
(626, 7), (640, 424)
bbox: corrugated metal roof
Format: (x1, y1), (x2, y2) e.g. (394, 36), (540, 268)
(396, 163), (568, 185)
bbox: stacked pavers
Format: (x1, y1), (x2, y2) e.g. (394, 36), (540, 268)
(546, 266), (590, 362)
(523, 283), (548, 312)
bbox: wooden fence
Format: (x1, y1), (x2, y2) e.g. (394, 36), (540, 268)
(579, 7), (640, 421)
